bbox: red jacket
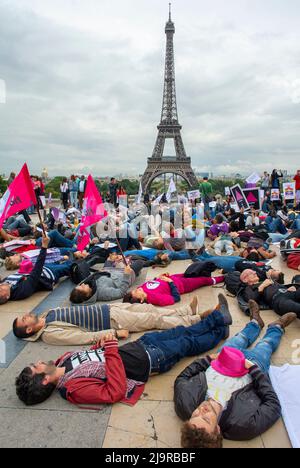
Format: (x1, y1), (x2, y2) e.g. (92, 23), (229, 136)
(56, 341), (144, 406)
(287, 253), (300, 271)
(294, 175), (300, 191)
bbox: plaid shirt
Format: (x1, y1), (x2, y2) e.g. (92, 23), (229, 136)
(56, 350), (142, 398)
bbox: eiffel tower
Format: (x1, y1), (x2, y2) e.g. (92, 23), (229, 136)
(141, 4), (198, 193)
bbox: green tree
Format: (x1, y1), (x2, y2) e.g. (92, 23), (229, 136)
(0, 176), (7, 195)
(45, 177), (65, 198)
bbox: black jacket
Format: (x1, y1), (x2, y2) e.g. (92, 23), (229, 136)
(6, 248), (54, 301)
(174, 356), (281, 441)
(184, 261), (217, 278)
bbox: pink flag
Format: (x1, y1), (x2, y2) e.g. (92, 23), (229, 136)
(81, 175), (107, 228)
(0, 164), (37, 229)
(76, 226), (91, 252)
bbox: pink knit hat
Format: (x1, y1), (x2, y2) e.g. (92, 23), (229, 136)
(19, 260), (34, 275)
(211, 347), (249, 378)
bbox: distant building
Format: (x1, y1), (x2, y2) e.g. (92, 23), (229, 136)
(41, 168), (49, 182)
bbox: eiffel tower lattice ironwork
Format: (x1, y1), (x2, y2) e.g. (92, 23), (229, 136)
(141, 5), (198, 193)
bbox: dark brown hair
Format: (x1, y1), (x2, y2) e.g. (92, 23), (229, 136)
(16, 368), (56, 406)
(181, 422), (223, 449)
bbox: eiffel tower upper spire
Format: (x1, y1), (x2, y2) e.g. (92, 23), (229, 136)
(161, 3), (178, 125)
(169, 3), (172, 22)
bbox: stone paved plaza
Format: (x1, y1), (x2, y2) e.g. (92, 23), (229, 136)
(0, 245), (296, 448)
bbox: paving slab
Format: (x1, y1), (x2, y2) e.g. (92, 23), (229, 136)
(0, 407), (111, 448)
(0, 279), (74, 369)
(261, 419), (292, 449)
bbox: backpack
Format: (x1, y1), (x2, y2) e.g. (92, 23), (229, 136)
(70, 260), (93, 285)
(184, 261), (217, 278)
(224, 271), (243, 296)
(292, 275), (300, 285)
(252, 227), (269, 242)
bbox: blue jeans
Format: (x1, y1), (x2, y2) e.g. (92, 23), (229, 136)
(46, 261), (73, 283)
(139, 311), (227, 374)
(291, 217), (300, 230)
(219, 322), (284, 373)
(195, 252), (242, 272)
(265, 217), (288, 235)
(267, 233), (289, 243)
(36, 230), (75, 249)
(124, 249), (190, 261)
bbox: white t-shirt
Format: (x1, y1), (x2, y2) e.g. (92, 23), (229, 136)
(67, 349), (106, 371)
(205, 366), (252, 409)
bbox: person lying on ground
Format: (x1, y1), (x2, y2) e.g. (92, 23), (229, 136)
(241, 275), (300, 319)
(0, 235), (72, 305)
(15, 294), (233, 407)
(207, 216), (230, 241)
(4, 248), (72, 271)
(123, 272), (225, 307)
(175, 303), (297, 448)
(69, 261), (144, 304)
(0, 228), (18, 243)
(3, 215), (33, 237)
(236, 264), (285, 284)
(12, 296), (221, 346)
(124, 248), (191, 262)
(241, 245), (276, 261)
(287, 253), (300, 271)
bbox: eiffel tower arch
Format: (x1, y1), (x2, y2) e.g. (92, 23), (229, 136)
(141, 5), (198, 193)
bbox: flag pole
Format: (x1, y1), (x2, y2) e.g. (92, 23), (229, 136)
(115, 237), (128, 266)
(36, 207), (47, 237)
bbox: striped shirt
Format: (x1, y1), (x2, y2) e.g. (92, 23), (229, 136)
(5, 266), (55, 287)
(45, 304), (111, 332)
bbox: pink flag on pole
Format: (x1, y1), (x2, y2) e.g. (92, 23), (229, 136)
(76, 227), (91, 252)
(0, 164), (37, 229)
(81, 175), (107, 228)
(76, 175), (107, 251)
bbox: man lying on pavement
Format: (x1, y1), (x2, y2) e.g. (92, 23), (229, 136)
(0, 235), (72, 305)
(15, 295), (233, 407)
(175, 302), (296, 448)
(12, 296), (214, 346)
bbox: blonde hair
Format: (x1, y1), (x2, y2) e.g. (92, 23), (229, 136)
(5, 257), (20, 271)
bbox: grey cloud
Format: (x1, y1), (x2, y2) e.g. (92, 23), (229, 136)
(0, 1), (300, 177)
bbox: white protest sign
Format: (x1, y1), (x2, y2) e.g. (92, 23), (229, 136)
(271, 189), (280, 201)
(283, 182), (296, 200)
(187, 190), (200, 201)
(246, 173), (261, 185)
(39, 196), (46, 208)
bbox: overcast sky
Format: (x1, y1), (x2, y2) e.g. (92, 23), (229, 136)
(0, 0), (300, 177)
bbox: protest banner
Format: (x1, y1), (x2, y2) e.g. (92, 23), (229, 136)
(242, 188), (262, 210)
(271, 189), (280, 201)
(230, 184), (250, 210)
(246, 173), (261, 185)
(187, 190), (201, 201)
(283, 182), (296, 201)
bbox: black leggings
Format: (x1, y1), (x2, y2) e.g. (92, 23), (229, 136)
(273, 289), (300, 318)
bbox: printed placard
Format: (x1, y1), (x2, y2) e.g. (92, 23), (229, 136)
(187, 190), (201, 201)
(246, 173), (261, 185)
(271, 189), (280, 201)
(230, 184), (250, 210)
(283, 182), (296, 200)
(242, 188), (262, 211)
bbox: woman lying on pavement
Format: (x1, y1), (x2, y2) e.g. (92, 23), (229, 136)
(123, 272), (225, 307)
